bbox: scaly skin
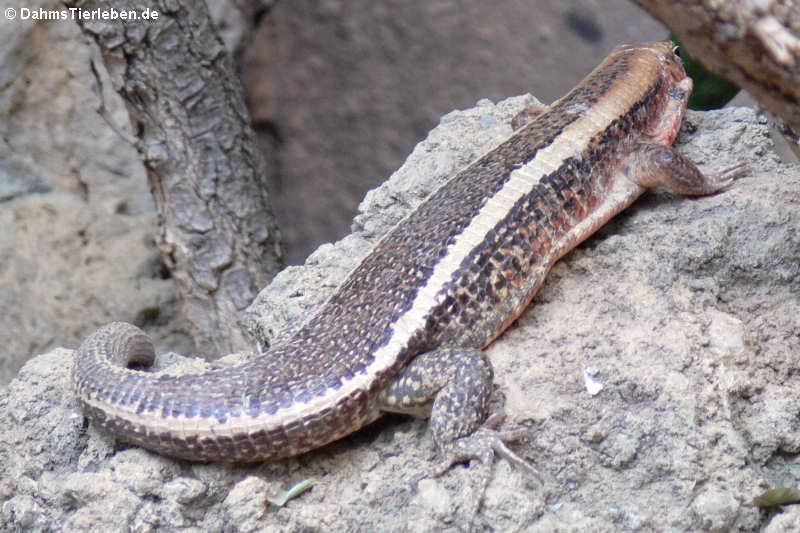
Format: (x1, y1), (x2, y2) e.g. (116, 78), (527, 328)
(74, 43), (741, 477)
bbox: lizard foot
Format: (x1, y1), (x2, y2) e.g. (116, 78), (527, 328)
(419, 413), (541, 522)
(377, 347), (540, 523)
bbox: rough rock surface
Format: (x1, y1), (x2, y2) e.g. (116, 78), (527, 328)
(2, 100), (798, 532)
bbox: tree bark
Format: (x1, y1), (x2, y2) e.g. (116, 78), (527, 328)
(66, 0), (285, 357)
(633, 0), (800, 155)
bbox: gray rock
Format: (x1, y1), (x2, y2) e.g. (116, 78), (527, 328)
(763, 506), (800, 533)
(0, 152), (50, 202)
(222, 476), (272, 531)
(0, 192), (190, 385)
(1, 100), (798, 532)
(692, 485), (738, 533)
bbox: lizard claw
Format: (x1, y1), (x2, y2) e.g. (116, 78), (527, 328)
(416, 418), (541, 524)
(709, 161), (749, 191)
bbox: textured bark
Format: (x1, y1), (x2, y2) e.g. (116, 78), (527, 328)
(66, 0), (285, 357)
(633, 0), (800, 154)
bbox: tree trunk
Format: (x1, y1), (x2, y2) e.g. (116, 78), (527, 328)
(633, 0), (800, 155)
(65, 0), (285, 357)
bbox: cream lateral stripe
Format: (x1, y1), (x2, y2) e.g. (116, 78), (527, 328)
(590, 96), (620, 125)
(371, 67), (648, 376)
(81, 49), (653, 439)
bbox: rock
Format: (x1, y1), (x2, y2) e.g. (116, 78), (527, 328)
(222, 476), (273, 531)
(763, 507), (800, 533)
(0, 192), (190, 385)
(1, 101), (797, 532)
(0, 152), (50, 201)
(691, 485), (738, 533)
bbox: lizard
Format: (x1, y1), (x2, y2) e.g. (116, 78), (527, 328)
(73, 40), (744, 515)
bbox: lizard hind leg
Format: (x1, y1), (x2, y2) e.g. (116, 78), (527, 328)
(377, 347), (539, 519)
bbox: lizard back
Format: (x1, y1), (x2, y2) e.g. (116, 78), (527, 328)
(74, 41), (691, 461)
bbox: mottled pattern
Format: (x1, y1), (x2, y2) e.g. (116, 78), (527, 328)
(377, 347), (494, 444)
(75, 42), (696, 462)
